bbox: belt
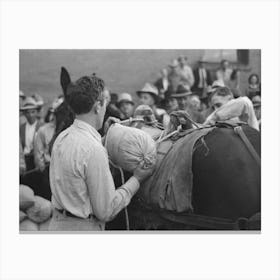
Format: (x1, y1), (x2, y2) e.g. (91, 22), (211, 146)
(55, 208), (96, 220)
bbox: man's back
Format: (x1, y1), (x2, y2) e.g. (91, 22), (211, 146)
(50, 119), (102, 219)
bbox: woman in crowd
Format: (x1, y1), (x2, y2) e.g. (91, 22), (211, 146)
(245, 73), (261, 99)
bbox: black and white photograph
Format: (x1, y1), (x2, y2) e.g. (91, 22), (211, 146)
(1, 0), (280, 280)
(19, 49), (261, 232)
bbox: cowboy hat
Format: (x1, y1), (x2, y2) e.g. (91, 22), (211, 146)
(117, 93), (134, 107)
(32, 93), (44, 107)
(171, 84), (192, 98)
(137, 83), (159, 101)
(169, 59), (179, 68)
(20, 96), (39, 111)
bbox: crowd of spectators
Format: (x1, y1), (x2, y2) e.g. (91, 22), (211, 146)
(19, 56), (261, 177)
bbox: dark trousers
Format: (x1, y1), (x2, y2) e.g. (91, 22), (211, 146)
(20, 165), (52, 201)
(24, 154), (35, 171)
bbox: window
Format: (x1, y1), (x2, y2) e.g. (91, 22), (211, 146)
(202, 49), (249, 65)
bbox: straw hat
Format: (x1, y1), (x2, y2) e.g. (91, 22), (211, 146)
(117, 93), (134, 106)
(20, 96), (39, 111)
(171, 84), (192, 98)
(32, 93), (44, 107)
(169, 59), (179, 68)
(137, 83), (159, 102)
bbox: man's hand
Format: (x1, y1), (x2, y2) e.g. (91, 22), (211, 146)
(133, 161), (156, 183)
(103, 117), (121, 134)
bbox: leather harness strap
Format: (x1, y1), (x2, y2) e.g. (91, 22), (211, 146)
(234, 126), (261, 167)
(158, 210), (260, 230)
(135, 198), (260, 230)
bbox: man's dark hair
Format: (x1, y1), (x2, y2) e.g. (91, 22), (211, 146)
(67, 74), (105, 115)
(221, 59), (228, 65)
(211, 86), (233, 100)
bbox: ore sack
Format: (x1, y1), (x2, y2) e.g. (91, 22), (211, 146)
(105, 123), (157, 172)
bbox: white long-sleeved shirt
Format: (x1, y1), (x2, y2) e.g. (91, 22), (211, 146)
(23, 121), (38, 155)
(50, 119), (139, 224)
(179, 65), (194, 87)
(204, 96), (259, 131)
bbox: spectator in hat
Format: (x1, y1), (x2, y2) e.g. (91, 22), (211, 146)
(171, 85), (204, 123)
(192, 59), (212, 98)
(34, 96), (64, 172)
(178, 56), (194, 88)
(137, 83), (170, 128)
(117, 93), (135, 120)
(20, 97), (43, 171)
(216, 59), (233, 87)
(245, 73), (261, 99)
(204, 87), (259, 130)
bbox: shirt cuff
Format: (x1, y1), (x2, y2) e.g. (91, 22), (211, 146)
(119, 176), (140, 197)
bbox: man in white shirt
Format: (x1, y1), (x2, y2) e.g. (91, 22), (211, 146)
(216, 59), (233, 87)
(49, 71), (155, 231)
(20, 97), (42, 171)
(34, 97), (64, 172)
(204, 87), (259, 131)
(178, 56), (194, 88)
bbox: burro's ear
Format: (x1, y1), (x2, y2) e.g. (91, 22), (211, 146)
(60, 67), (71, 98)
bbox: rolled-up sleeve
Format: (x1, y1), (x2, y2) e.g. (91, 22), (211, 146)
(85, 145), (140, 222)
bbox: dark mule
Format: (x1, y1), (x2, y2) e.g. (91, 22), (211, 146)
(125, 123), (261, 230)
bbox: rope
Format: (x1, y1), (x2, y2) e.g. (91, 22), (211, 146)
(156, 128), (181, 144)
(109, 160), (130, 230)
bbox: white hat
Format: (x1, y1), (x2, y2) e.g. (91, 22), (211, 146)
(117, 93), (134, 106)
(207, 80), (225, 93)
(137, 83), (159, 99)
(169, 59), (179, 68)
(51, 97), (64, 112)
(19, 90), (25, 97)
(32, 93), (44, 107)
(20, 97), (39, 111)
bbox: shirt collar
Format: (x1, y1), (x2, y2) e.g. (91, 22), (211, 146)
(26, 120), (37, 128)
(73, 119), (102, 143)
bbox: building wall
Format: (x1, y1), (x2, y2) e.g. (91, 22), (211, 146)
(20, 49), (261, 107)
